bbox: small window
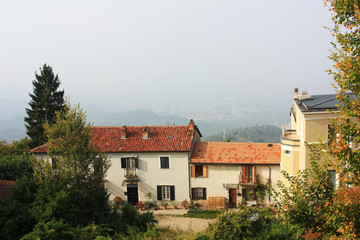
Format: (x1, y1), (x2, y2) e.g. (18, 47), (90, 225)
(94, 157), (103, 174)
(328, 125), (336, 146)
(160, 157), (169, 169)
(195, 165), (203, 177)
(285, 150), (291, 155)
(157, 185), (175, 201)
(192, 187), (207, 200)
(328, 170), (336, 187)
(191, 165), (207, 178)
(121, 157), (138, 169)
(51, 157), (58, 169)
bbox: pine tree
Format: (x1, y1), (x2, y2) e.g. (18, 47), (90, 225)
(25, 64), (65, 148)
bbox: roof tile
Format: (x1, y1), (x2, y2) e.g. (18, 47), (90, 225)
(30, 123), (197, 153)
(191, 142), (280, 165)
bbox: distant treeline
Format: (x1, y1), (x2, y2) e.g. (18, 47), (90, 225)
(204, 124), (282, 143)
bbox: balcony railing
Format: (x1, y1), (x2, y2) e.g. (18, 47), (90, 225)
(282, 124), (299, 140)
(239, 174), (257, 185)
(124, 168), (139, 182)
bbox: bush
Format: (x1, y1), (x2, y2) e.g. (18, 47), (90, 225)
(204, 207), (274, 240)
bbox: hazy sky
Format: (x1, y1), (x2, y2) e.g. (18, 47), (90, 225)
(1, 0), (335, 116)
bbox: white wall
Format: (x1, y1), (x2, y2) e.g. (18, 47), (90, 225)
(105, 152), (190, 204)
(190, 164), (280, 205)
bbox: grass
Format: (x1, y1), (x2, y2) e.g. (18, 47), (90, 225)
(181, 209), (221, 219)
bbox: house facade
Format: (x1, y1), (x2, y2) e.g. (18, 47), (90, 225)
(190, 142), (281, 206)
(30, 120), (202, 205)
(281, 89), (342, 185)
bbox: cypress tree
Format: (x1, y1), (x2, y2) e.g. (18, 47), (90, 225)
(25, 64), (65, 148)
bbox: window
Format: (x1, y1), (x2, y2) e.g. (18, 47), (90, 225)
(157, 185), (175, 200)
(328, 125), (336, 146)
(285, 150), (291, 155)
(191, 165), (207, 177)
(51, 157), (58, 169)
(160, 157), (169, 169)
(191, 187), (206, 200)
(328, 170), (336, 187)
(94, 157), (103, 174)
(242, 165), (254, 183)
(121, 157), (139, 176)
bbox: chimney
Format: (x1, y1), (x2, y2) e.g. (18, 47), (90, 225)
(293, 88), (300, 99)
(188, 119), (195, 130)
(120, 126), (127, 139)
(298, 91), (311, 100)
(143, 127), (150, 139)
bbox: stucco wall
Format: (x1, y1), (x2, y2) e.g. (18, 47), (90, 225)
(105, 152), (190, 203)
(191, 164), (280, 205)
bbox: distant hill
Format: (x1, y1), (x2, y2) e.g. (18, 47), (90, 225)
(204, 125), (282, 143)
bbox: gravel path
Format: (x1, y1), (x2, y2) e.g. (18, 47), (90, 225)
(155, 215), (214, 233)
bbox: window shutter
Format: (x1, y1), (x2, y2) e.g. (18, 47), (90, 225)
(242, 165), (246, 183)
(191, 188), (195, 200)
(170, 185), (175, 201)
(191, 165), (195, 177)
(203, 165), (207, 178)
(135, 158), (139, 169)
(157, 186), (162, 200)
(203, 188), (207, 200)
(121, 158), (126, 168)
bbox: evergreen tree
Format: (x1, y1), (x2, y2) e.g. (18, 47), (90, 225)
(25, 64), (65, 149)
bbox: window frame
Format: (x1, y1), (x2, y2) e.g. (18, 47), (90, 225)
(160, 156), (170, 169)
(191, 187), (207, 200)
(157, 185), (175, 201)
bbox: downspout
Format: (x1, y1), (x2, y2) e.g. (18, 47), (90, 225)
(268, 165), (271, 203)
(188, 152), (191, 200)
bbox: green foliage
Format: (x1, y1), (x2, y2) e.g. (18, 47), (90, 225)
(325, 0), (360, 185)
(29, 102), (111, 226)
(274, 142), (335, 234)
(25, 64), (65, 148)
(205, 124), (281, 143)
(0, 153), (32, 180)
(183, 209), (221, 219)
(0, 138), (31, 157)
(202, 207), (274, 240)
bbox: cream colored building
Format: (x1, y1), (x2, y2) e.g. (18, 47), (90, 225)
(281, 89), (339, 184)
(190, 142), (281, 206)
(30, 120), (202, 206)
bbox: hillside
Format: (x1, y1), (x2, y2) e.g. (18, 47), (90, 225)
(204, 125), (282, 143)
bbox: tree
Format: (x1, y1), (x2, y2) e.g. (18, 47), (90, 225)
(325, 0), (360, 185)
(30, 102), (110, 226)
(275, 143), (335, 236)
(25, 64), (65, 149)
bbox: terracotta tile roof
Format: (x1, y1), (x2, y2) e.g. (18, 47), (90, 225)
(30, 121), (199, 153)
(191, 142), (281, 165)
(0, 180), (15, 202)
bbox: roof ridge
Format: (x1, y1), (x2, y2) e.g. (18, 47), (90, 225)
(92, 125), (188, 128)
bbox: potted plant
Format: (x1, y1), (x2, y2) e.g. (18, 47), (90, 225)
(173, 205), (178, 210)
(162, 202), (168, 210)
(181, 199), (189, 209)
(113, 196), (123, 208)
(136, 201), (145, 211)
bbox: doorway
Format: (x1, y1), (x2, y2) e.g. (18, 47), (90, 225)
(229, 188), (237, 208)
(127, 184), (139, 205)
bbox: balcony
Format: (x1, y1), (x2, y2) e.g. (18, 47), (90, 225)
(239, 173), (258, 186)
(282, 124), (299, 141)
(124, 168), (139, 183)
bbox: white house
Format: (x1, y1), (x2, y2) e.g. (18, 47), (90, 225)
(190, 142), (281, 206)
(30, 120), (202, 205)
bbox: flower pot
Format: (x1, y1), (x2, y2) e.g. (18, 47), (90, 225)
(174, 206), (177, 210)
(163, 206), (167, 210)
